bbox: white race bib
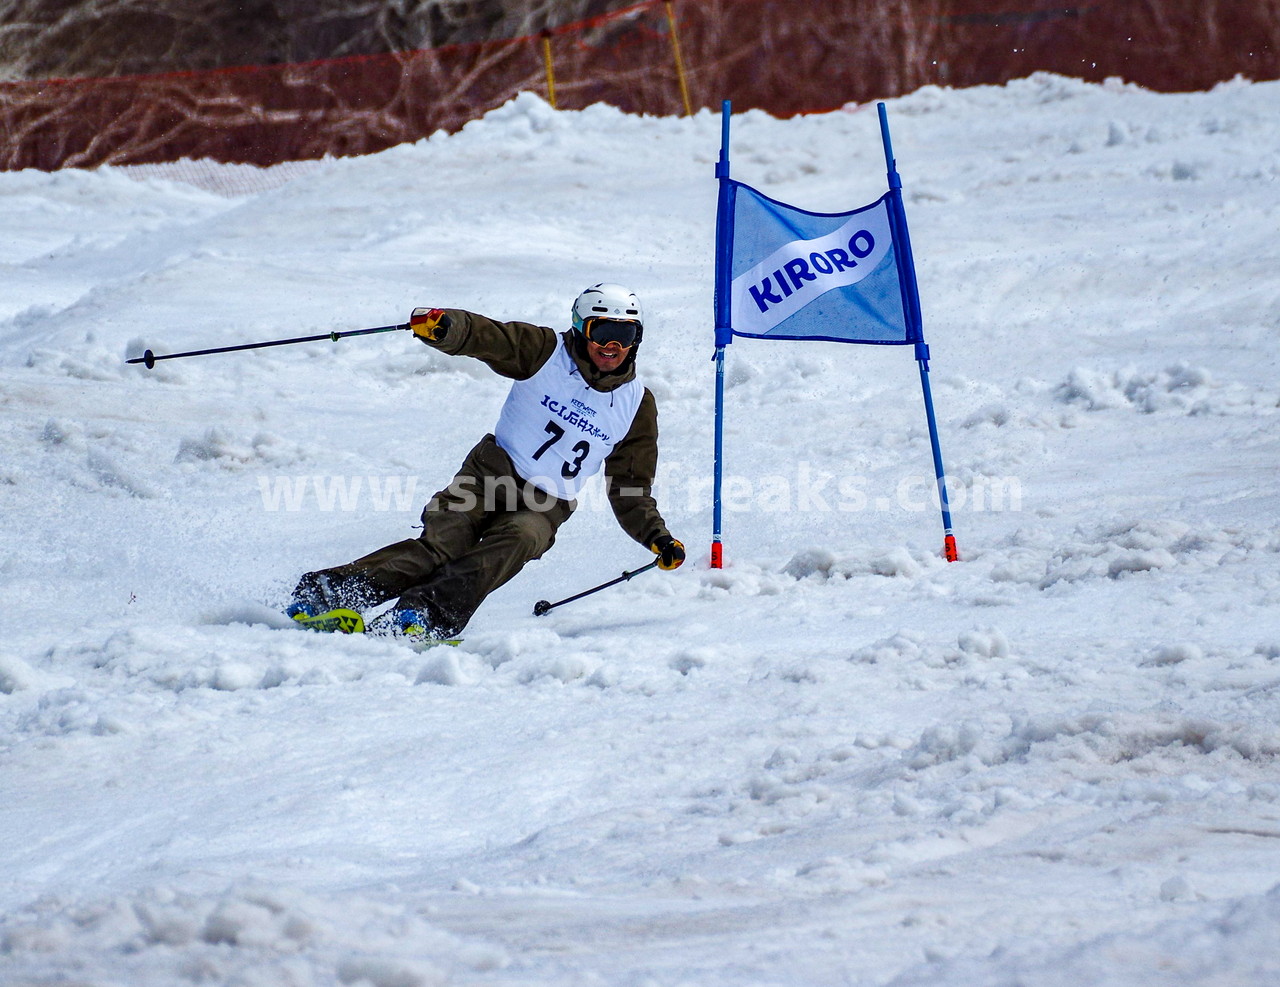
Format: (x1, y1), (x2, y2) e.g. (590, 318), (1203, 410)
(495, 341), (644, 500)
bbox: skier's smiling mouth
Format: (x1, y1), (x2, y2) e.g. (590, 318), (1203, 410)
(587, 340), (631, 370)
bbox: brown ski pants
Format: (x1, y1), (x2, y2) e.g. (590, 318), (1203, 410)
(292, 435), (573, 635)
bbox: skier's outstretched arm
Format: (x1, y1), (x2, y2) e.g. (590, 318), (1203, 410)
(409, 307), (557, 380)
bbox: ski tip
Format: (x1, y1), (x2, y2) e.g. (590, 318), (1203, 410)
(409, 637), (464, 651)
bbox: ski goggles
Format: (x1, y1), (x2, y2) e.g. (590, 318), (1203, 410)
(582, 317), (640, 348)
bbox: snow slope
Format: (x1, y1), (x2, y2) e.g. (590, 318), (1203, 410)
(2, 74), (1280, 985)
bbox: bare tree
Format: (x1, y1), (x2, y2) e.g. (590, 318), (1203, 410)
(0, 0), (290, 80)
(2, 0), (1278, 171)
(0, 0), (642, 82)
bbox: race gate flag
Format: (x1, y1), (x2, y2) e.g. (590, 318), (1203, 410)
(726, 185), (905, 343)
(710, 100), (958, 567)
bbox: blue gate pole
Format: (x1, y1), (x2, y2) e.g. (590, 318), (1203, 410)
(711, 99), (733, 568)
(878, 102), (958, 562)
(712, 345), (726, 568)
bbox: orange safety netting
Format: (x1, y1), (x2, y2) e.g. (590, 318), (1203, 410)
(0, 0), (1276, 171)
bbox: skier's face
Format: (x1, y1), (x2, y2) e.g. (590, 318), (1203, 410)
(586, 338), (631, 372)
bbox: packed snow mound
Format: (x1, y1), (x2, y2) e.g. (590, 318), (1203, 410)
(888, 882), (1280, 986)
(1, 882), (508, 985)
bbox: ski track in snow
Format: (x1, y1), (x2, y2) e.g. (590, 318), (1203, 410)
(2, 75), (1280, 985)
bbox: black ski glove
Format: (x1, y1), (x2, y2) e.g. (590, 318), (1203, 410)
(651, 535), (686, 571)
(410, 307), (451, 343)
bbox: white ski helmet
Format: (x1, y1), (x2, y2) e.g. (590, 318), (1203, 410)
(571, 283), (644, 342)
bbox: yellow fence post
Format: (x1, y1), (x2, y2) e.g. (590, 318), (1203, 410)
(540, 30), (558, 109)
(664, 0), (694, 117)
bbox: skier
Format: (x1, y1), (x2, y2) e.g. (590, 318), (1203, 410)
(286, 283), (685, 640)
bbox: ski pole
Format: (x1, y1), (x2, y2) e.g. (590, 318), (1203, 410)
(126, 322), (409, 369)
(533, 560), (660, 616)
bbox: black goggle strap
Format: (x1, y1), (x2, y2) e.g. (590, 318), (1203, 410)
(583, 317), (640, 347)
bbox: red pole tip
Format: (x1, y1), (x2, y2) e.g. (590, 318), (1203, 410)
(944, 535), (958, 562)
(710, 541), (723, 569)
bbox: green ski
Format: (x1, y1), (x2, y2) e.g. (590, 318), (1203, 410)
(290, 608), (462, 649)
